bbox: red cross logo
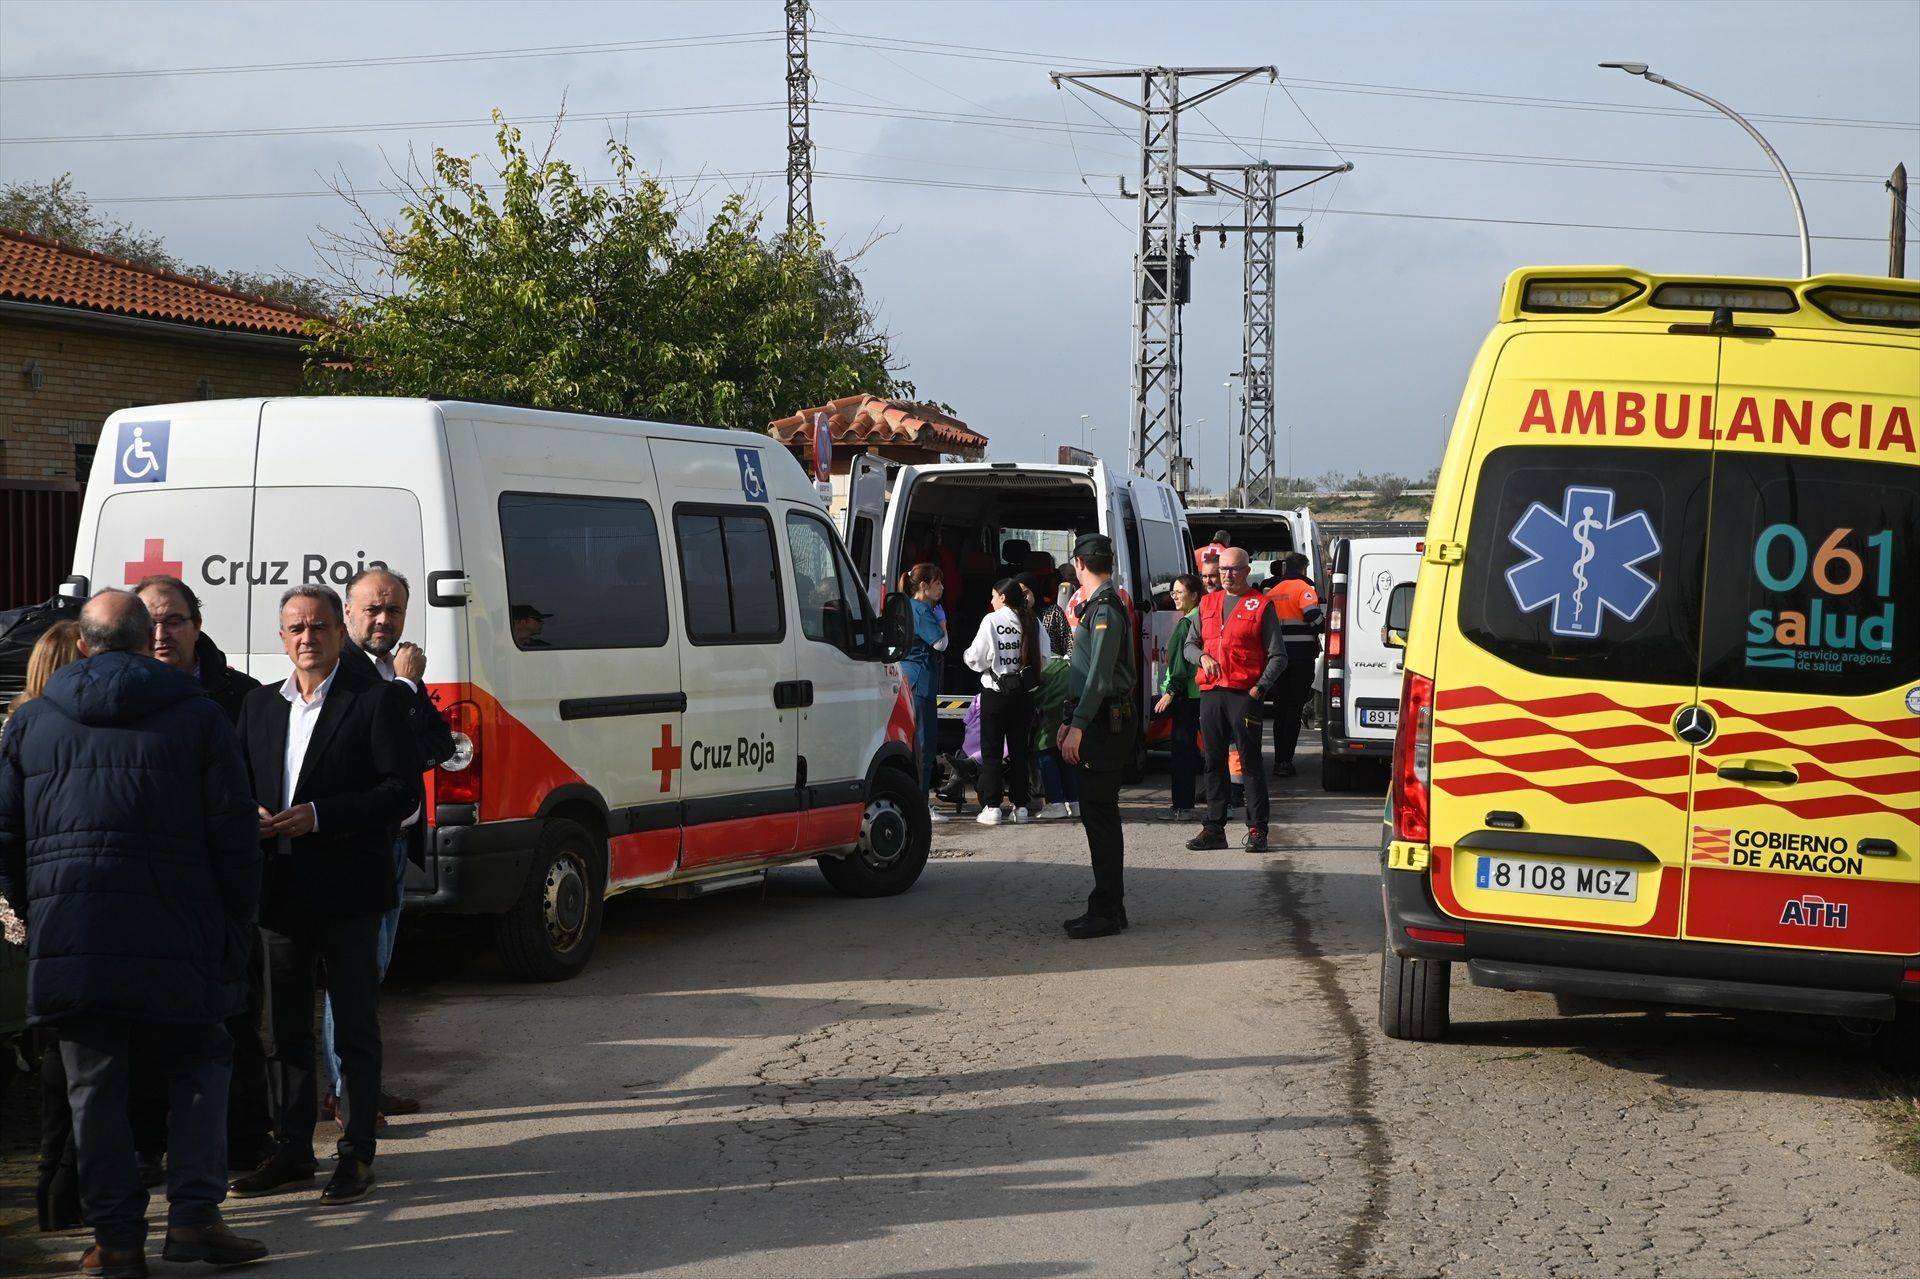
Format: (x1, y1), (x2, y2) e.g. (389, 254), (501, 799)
(124, 538), (183, 584)
(650, 723), (682, 793)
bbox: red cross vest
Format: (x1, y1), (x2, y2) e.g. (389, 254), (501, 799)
(1197, 589), (1273, 692)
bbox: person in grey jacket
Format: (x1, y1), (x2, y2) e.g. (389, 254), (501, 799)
(0, 589), (267, 1277)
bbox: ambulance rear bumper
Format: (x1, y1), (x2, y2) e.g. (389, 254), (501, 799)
(1382, 846), (1919, 1018)
(406, 818), (539, 915)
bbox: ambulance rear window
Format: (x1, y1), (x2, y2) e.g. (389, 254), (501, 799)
(1698, 453), (1920, 695)
(1458, 446), (1709, 685)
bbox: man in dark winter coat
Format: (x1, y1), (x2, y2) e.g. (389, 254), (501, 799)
(0, 589), (268, 1277)
(135, 573), (273, 1169)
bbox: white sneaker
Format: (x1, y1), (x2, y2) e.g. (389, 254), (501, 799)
(1033, 802), (1071, 821)
(929, 809), (951, 824)
(976, 806), (1006, 826)
(1065, 802), (1080, 818)
(1012, 807), (1032, 824)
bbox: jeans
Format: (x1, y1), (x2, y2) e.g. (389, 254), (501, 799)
(1038, 749), (1080, 804)
(916, 692), (940, 791)
(977, 686), (1035, 809)
(323, 834), (408, 1097)
(61, 1017), (231, 1249)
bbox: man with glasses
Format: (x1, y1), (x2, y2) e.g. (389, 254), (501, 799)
(1186, 548), (1287, 853)
(230, 585), (418, 1206)
(134, 575), (274, 1174)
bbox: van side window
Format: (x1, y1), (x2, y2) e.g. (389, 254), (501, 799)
(786, 511), (873, 653)
(1457, 446), (1708, 685)
(675, 506), (785, 645)
(1139, 513), (1185, 600)
(1698, 453), (1919, 695)
(498, 492), (669, 651)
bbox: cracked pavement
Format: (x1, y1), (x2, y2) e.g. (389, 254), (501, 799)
(6, 746), (1914, 1278)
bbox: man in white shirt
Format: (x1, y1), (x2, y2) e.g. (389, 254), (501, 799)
(230, 586), (418, 1206)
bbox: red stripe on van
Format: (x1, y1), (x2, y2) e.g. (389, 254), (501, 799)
(798, 802), (865, 851)
(609, 829), (679, 885)
(1438, 717), (1673, 750)
(1698, 729), (1915, 767)
(1433, 739), (1693, 782)
(1691, 787), (1920, 825)
(1703, 700), (1920, 742)
(1432, 771), (1689, 810)
(1437, 686), (1680, 724)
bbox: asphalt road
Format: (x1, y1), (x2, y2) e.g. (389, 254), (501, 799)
(6, 747), (1915, 1278)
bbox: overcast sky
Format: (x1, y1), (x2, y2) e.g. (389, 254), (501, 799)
(3, 0), (1915, 490)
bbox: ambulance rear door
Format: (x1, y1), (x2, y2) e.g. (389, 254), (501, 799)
(78, 401), (262, 659)
(1428, 329), (1719, 942)
(841, 453), (894, 605)
(1683, 333), (1920, 956)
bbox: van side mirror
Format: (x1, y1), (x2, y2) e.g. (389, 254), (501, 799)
(877, 593), (913, 663)
(1382, 582), (1415, 650)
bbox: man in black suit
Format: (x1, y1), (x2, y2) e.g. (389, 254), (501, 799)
(229, 584), (418, 1205)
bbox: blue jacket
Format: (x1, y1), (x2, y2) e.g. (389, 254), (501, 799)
(899, 598), (946, 699)
(0, 651), (260, 1026)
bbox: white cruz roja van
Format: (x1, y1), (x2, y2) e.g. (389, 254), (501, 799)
(840, 448), (1192, 778)
(64, 397), (928, 980)
(1319, 534), (1422, 791)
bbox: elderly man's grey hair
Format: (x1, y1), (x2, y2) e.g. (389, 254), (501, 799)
(79, 589), (153, 655)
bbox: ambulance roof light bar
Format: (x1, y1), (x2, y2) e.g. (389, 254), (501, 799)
(1600, 61), (1811, 279)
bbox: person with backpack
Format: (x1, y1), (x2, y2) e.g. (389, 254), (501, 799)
(963, 578), (1040, 825)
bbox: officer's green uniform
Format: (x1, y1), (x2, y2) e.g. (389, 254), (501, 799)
(1062, 535), (1138, 931)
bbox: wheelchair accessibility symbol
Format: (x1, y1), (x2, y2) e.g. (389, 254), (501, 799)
(114, 420), (170, 485)
(735, 447), (768, 503)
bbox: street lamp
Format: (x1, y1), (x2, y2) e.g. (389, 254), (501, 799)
(1185, 419), (1205, 494)
(1079, 414), (1090, 449)
(1600, 61), (1811, 277)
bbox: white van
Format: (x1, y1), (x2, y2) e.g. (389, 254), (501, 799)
(1318, 534), (1421, 790)
(64, 397), (928, 980)
(1182, 506), (1325, 594)
(841, 450), (1192, 777)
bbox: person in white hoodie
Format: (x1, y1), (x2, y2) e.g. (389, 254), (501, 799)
(964, 578), (1040, 825)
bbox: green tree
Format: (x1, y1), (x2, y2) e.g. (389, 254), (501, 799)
(306, 116), (914, 429)
(0, 173), (334, 314)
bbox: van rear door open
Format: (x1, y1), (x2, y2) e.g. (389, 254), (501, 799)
(1683, 335), (1920, 954)
(1429, 331), (1721, 941)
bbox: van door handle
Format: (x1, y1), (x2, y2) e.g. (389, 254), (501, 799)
(1716, 764), (1797, 785)
(773, 680), (814, 709)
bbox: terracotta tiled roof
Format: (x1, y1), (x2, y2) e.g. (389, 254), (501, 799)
(0, 225), (322, 337)
(769, 393), (987, 458)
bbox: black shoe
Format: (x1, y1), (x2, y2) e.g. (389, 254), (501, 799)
(1063, 907), (1128, 931)
(1063, 913), (1124, 940)
(320, 1158), (376, 1204)
(228, 1145), (317, 1198)
(1243, 826), (1269, 851)
(1186, 825), (1228, 851)
(162, 1220), (270, 1265)
(1274, 760), (1297, 778)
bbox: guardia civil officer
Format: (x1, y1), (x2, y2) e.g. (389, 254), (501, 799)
(1056, 533), (1137, 939)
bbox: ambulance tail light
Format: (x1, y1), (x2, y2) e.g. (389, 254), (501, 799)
(1326, 675), (1344, 715)
(1806, 286), (1920, 329)
(1390, 671), (1434, 843)
(437, 700), (481, 807)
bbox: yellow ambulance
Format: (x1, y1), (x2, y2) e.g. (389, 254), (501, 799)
(1380, 267), (1919, 1061)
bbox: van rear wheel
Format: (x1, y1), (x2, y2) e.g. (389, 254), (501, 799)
(494, 818), (605, 982)
(1379, 944), (1451, 1040)
(1321, 751), (1356, 792)
(819, 769), (930, 897)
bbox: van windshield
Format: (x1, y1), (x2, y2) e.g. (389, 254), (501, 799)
(1699, 453), (1919, 695)
(1457, 446), (1709, 686)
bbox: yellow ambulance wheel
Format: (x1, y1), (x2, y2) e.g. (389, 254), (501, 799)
(1873, 1005), (1920, 1072)
(819, 767), (930, 898)
(494, 817), (606, 982)
(1379, 942), (1451, 1041)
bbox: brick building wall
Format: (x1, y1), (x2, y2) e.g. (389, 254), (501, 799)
(0, 317), (306, 483)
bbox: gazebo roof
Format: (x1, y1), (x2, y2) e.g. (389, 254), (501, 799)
(769, 394), (986, 460)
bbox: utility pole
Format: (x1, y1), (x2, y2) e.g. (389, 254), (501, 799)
(1050, 66), (1275, 489)
(1189, 159), (1349, 506)
(785, 0), (814, 233)
(1891, 163), (1909, 279)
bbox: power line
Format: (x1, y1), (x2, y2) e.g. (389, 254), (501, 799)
(0, 31), (779, 83)
(1, 103), (784, 145)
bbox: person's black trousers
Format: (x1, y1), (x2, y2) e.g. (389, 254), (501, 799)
(1168, 694), (1200, 810)
(977, 685), (1035, 809)
(59, 1017), (231, 1250)
(263, 911), (383, 1165)
(1075, 702), (1136, 919)
(1201, 687), (1269, 829)
(225, 928), (274, 1166)
(1272, 655), (1317, 767)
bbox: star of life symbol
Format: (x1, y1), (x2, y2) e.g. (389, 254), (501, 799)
(1505, 485), (1660, 639)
